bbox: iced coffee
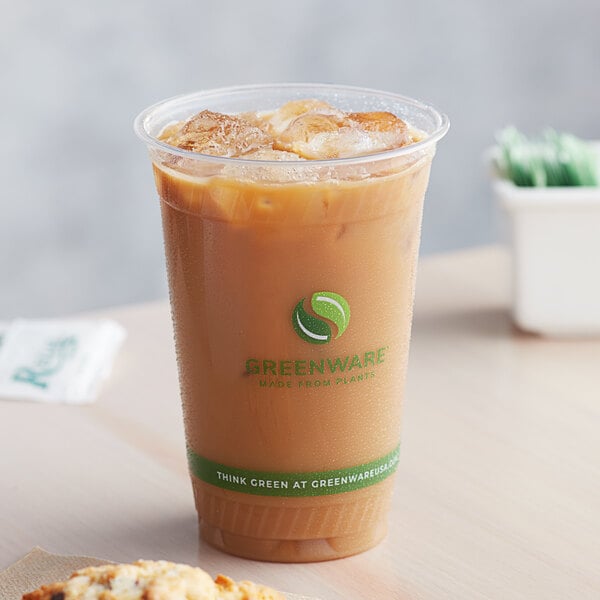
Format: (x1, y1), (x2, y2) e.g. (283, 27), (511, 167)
(135, 85), (448, 562)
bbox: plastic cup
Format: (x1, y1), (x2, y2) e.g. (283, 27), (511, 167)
(135, 84), (448, 562)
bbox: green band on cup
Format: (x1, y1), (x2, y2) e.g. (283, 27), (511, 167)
(187, 445), (400, 497)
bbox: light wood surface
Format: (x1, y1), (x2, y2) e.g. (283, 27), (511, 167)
(1, 246), (599, 599)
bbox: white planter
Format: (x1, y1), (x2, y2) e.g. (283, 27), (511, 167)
(493, 178), (600, 336)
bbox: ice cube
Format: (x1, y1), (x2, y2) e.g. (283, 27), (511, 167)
(222, 147), (311, 183)
(347, 111), (412, 150)
(160, 110), (273, 157)
(279, 113), (341, 143)
(237, 110), (271, 129)
(273, 110), (413, 159)
(243, 148), (304, 161)
(263, 99), (344, 135)
(275, 113), (347, 159)
(158, 121), (183, 143)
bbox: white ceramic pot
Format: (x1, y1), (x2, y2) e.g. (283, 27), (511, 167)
(493, 178), (600, 336)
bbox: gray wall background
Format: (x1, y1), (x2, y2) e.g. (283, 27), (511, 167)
(2, 0), (599, 318)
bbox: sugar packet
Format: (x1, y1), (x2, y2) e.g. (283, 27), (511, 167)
(0, 319), (126, 404)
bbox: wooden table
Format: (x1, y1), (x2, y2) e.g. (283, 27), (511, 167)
(1, 246), (599, 599)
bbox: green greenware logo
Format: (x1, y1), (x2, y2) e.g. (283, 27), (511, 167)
(292, 291), (350, 345)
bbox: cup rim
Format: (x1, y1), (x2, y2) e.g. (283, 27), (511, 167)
(134, 83), (449, 167)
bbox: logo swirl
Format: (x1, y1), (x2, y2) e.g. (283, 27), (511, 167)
(292, 291), (351, 344)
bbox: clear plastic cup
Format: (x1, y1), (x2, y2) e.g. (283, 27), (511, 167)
(135, 84), (448, 562)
